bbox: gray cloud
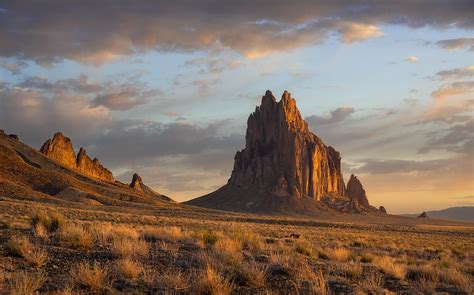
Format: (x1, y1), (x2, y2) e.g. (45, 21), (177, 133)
(436, 38), (474, 51)
(306, 107), (355, 126)
(0, 59), (28, 74)
(350, 158), (450, 174)
(0, 1), (472, 64)
(436, 66), (474, 80)
(420, 120), (474, 154)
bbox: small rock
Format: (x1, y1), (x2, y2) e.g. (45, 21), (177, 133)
(8, 134), (19, 140)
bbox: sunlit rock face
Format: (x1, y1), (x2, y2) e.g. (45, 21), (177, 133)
(76, 147), (114, 182)
(228, 90), (345, 200)
(40, 132), (77, 170)
(345, 174), (370, 208)
(40, 132), (114, 182)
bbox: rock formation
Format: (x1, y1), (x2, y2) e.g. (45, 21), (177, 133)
(379, 206), (387, 214)
(40, 132), (114, 182)
(187, 90), (347, 214)
(40, 132), (77, 169)
(76, 148), (114, 182)
(345, 174), (370, 208)
(130, 173), (144, 191)
(417, 211), (429, 219)
(129, 173), (174, 202)
(229, 90), (345, 200)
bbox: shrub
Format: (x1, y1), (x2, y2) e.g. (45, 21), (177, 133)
(70, 261), (109, 293)
(196, 265), (234, 295)
(9, 271), (46, 295)
(197, 230), (219, 246)
(31, 210), (67, 233)
(5, 236), (48, 267)
(115, 258), (143, 280)
(373, 256), (406, 279)
(160, 268), (190, 292)
(59, 224), (94, 249)
(110, 238), (149, 258)
(328, 248), (350, 262)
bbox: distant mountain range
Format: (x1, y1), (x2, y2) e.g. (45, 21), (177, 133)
(404, 206), (474, 222)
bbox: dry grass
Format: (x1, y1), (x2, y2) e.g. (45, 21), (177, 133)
(9, 271), (46, 295)
(58, 223), (94, 249)
(115, 257), (143, 280)
(327, 247), (350, 262)
(160, 268), (190, 292)
(196, 265), (234, 295)
(70, 261), (109, 293)
(110, 237), (149, 258)
(142, 226), (187, 242)
(373, 255), (406, 279)
(5, 236), (48, 267)
(30, 210), (67, 233)
(441, 268), (472, 293)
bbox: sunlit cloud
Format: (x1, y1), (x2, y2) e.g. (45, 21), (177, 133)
(406, 56), (419, 63)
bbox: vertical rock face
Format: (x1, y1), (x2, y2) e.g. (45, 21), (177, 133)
(345, 174), (370, 208)
(130, 173), (144, 192)
(129, 173), (174, 202)
(40, 132), (114, 182)
(76, 148), (114, 182)
(40, 132), (77, 169)
(228, 90), (345, 200)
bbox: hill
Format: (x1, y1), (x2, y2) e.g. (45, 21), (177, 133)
(405, 206), (474, 222)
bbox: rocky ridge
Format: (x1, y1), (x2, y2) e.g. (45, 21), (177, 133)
(40, 132), (114, 182)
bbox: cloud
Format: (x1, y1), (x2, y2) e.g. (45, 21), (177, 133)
(431, 81), (474, 100)
(436, 66), (474, 80)
(436, 38), (474, 51)
(0, 59), (28, 74)
(406, 56), (419, 63)
(91, 88), (158, 111)
(306, 107), (355, 125)
(0, 1), (472, 64)
(350, 158), (450, 174)
(420, 120), (474, 154)
(338, 23), (383, 43)
(0, 86), (111, 146)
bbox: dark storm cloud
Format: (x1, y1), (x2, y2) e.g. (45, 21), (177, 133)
(0, 1), (472, 64)
(436, 38), (474, 51)
(306, 107), (355, 125)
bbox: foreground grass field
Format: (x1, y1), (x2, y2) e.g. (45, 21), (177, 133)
(0, 197), (473, 294)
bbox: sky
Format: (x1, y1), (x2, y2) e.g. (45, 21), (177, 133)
(0, 1), (473, 214)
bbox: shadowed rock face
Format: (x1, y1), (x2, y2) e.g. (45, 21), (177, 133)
(379, 206), (387, 214)
(346, 174), (370, 208)
(40, 132), (114, 182)
(418, 211), (429, 218)
(130, 173), (143, 191)
(228, 90), (345, 201)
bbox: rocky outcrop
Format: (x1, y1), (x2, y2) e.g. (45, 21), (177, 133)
(130, 173), (143, 191)
(379, 206), (387, 214)
(76, 148), (114, 182)
(40, 132), (77, 169)
(229, 90), (345, 200)
(187, 90), (346, 214)
(345, 174), (370, 208)
(129, 173), (174, 202)
(417, 211), (429, 219)
(40, 132), (114, 182)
